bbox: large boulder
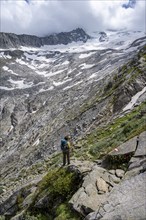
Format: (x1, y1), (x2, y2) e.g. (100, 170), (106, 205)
(125, 131), (146, 179)
(69, 166), (122, 216)
(86, 172), (146, 220)
(101, 131), (146, 169)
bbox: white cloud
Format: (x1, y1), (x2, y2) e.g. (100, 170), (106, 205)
(1, 0), (145, 36)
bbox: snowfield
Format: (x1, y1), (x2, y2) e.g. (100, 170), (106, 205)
(0, 30), (145, 93)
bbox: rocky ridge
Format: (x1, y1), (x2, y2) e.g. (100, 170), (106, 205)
(0, 28), (90, 49)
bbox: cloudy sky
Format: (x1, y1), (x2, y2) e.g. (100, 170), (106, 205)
(1, 0), (145, 36)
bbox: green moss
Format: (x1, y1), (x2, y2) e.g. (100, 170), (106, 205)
(17, 194), (24, 209)
(24, 203), (81, 220)
(55, 203), (81, 220)
(28, 167), (82, 219)
(38, 168), (80, 199)
(24, 213), (48, 220)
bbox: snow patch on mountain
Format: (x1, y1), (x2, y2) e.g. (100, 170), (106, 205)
(80, 63), (95, 69)
(8, 78), (34, 89)
(123, 86), (146, 112)
(35, 30), (145, 53)
(63, 80), (83, 90)
(3, 66), (19, 76)
(79, 52), (96, 59)
(88, 72), (97, 79)
(61, 60), (69, 65)
(32, 139), (40, 146)
(45, 69), (67, 77)
(0, 30), (145, 95)
(53, 78), (72, 87)
(39, 86), (54, 93)
(0, 79), (45, 90)
(0, 52), (12, 59)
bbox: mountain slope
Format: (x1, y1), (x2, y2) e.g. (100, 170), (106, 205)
(0, 29), (146, 213)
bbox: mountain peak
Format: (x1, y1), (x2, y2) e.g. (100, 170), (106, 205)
(0, 28), (90, 49)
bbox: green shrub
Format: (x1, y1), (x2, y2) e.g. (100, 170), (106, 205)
(25, 213), (48, 220)
(55, 203), (81, 220)
(29, 168), (82, 219)
(38, 168), (80, 198)
(122, 124), (132, 136)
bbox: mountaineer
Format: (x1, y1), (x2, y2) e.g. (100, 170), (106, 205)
(60, 135), (71, 166)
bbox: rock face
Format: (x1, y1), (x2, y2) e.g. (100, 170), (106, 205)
(86, 172), (146, 220)
(0, 28), (90, 49)
(69, 166), (122, 216)
(99, 32), (108, 42)
(85, 131), (146, 220)
(102, 131), (146, 170)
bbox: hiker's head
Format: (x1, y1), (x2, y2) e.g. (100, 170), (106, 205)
(64, 135), (70, 141)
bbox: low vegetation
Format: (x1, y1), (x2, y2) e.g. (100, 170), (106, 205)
(25, 168), (82, 220)
(75, 101), (146, 161)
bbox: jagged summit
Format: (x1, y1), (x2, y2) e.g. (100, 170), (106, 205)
(0, 28), (90, 49)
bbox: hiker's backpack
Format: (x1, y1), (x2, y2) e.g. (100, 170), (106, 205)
(61, 139), (69, 151)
